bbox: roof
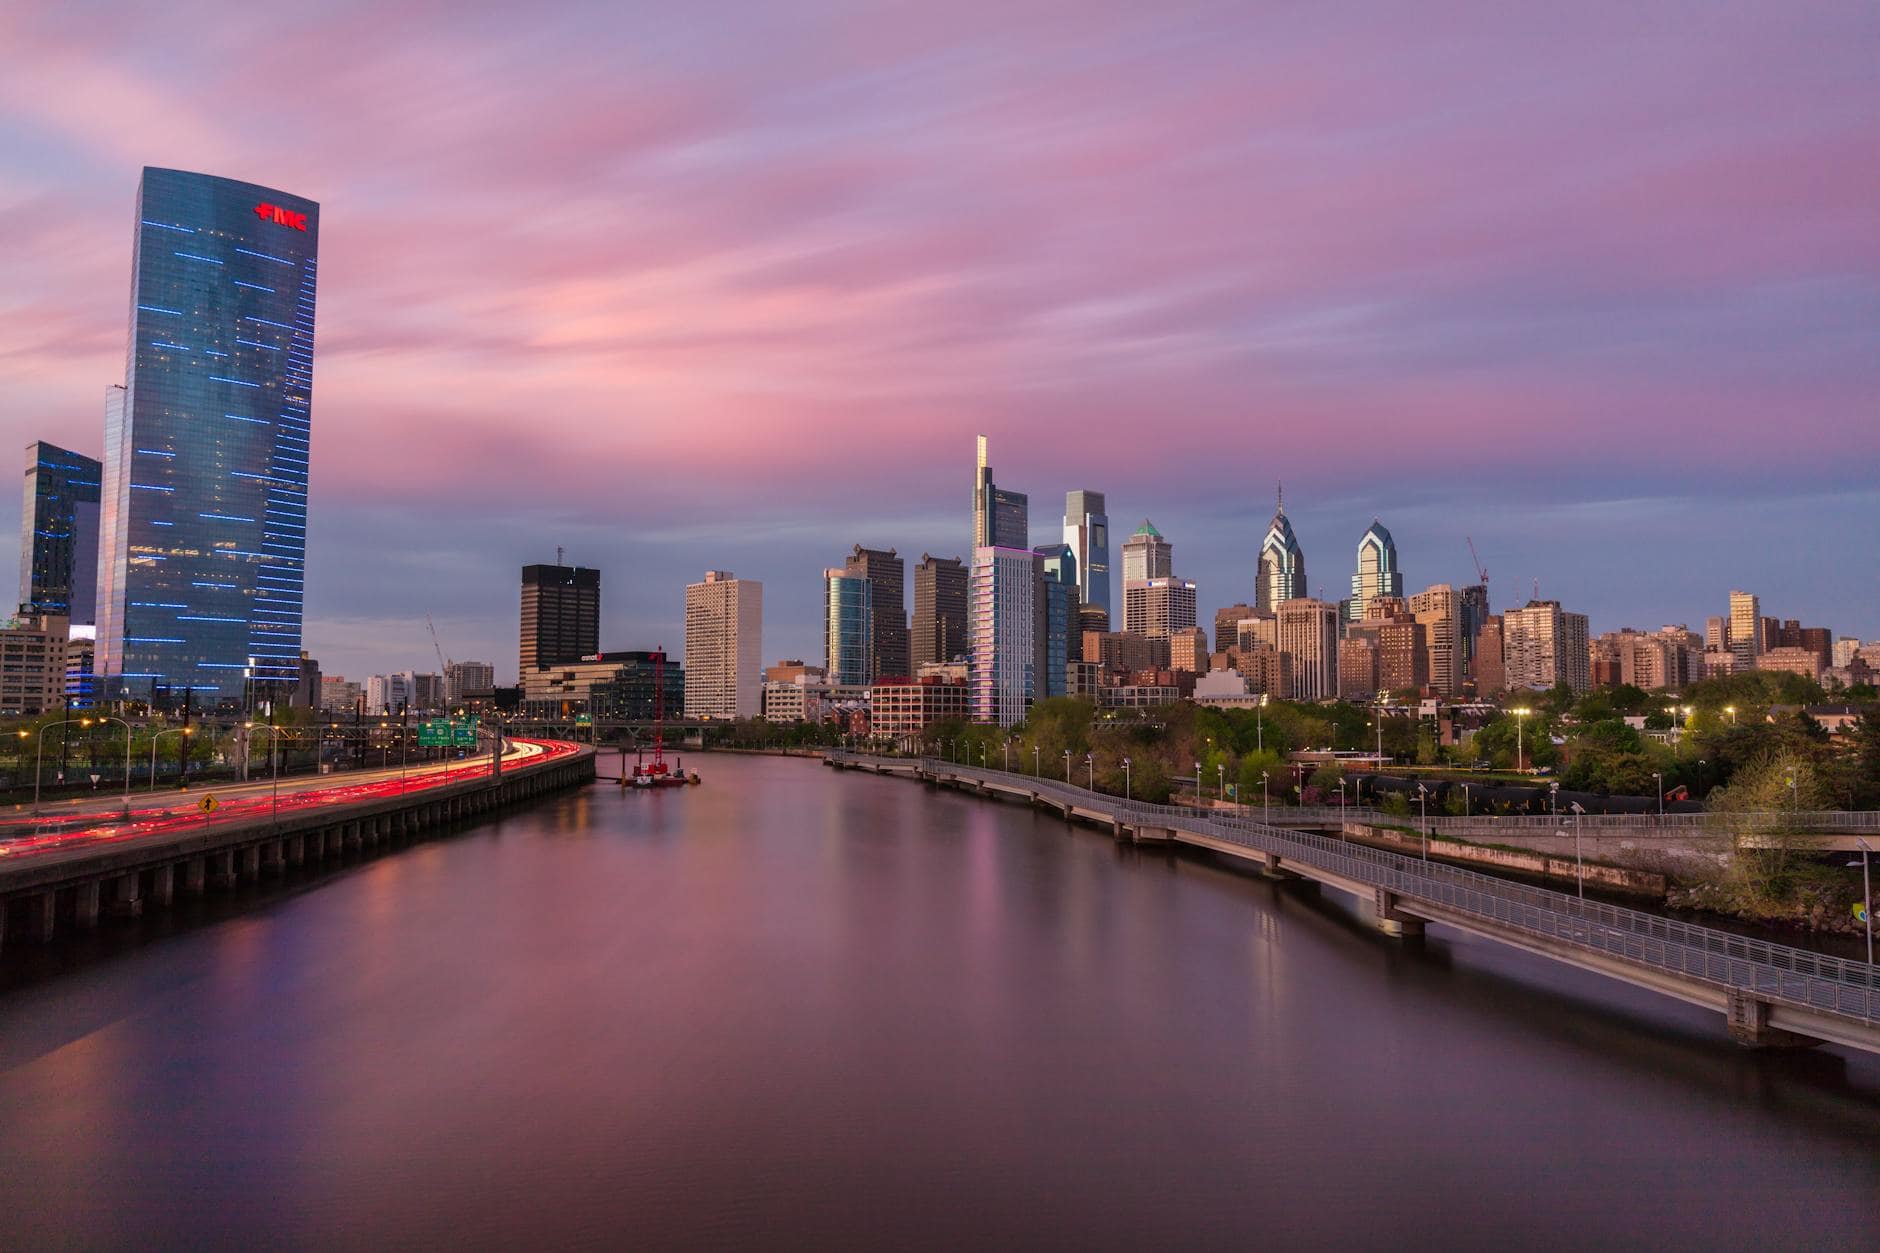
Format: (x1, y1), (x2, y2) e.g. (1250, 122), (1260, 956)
(1131, 519), (1162, 538)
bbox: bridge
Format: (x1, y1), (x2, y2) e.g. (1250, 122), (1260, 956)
(0, 739), (594, 954)
(828, 753), (1880, 1055)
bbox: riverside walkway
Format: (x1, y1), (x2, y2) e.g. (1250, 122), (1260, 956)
(829, 752), (1880, 1055)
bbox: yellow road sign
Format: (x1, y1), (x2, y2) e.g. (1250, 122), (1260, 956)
(199, 794), (219, 814)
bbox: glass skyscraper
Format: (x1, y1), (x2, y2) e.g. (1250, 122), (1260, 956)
(1348, 519), (1402, 622)
(1061, 489), (1109, 619)
(824, 568), (874, 686)
(19, 441), (102, 621)
(96, 168), (319, 707)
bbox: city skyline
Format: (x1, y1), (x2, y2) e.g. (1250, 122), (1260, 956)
(1, 3), (1876, 681)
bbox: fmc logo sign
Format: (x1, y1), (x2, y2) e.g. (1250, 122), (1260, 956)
(254, 202), (308, 231)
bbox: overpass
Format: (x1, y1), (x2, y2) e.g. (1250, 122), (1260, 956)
(0, 740), (594, 954)
(828, 753), (1880, 1055)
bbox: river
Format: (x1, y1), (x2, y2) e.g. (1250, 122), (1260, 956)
(1, 754), (1875, 1248)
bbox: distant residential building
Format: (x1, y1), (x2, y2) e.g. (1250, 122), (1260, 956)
(1757, 646), (1823, 683)
(1255, 487), (1306, 613)
(1033, 544), (1078, 700)
(1474, 614), (1505, 695)
(871, 676), (969, 737)
(824, 567), (874, 687)
(397, 671), (444, 712)
(1408, 583), (1462, 696)
(1213, 603), (1254, 654)
(971, 435), (1027, 549)
(1169, 626), (1210, 675)
(1590, 628), (1702, 691)
(444, 660), (496, 704)
(845, 547), (908, 682)
(766, 659), (825, 684)
(1277, 597), (1339, 701)
(1832, 638), (1864, 668)
(1119, 520), (1173, 585)
(521, 563), (600, 675)
(366, 673), (410, 715)
(762, 667), (830, 724)
(1728, 590), (1760, 669)
(1703, 646), (1738, 679)
(969, 546), (1035, 726)
(1502, 600), (1591, 693)
(1239, 644), (1293, 699)
(1337, 636), (1379, 700)
(1076, 602), (1109, 638)
(1062, 490), (1111, 623)
(1087, 630), (1164, 674)
(1705, 616), (1729, 651)
(1348, 520), (1403, 624)
(911, 554), (968, 669)
(1193, 668), (1263, 709)
(18, 442), (101, 624)
(685, 570), (763, 719)
(1122, 576), (1197, 640)
(0, 614), (70, 715)
(1458, 583), (1490, 682)
(320, 676), (361, 713)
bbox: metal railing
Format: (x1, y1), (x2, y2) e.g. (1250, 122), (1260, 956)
(830, 753), (1877, 1025)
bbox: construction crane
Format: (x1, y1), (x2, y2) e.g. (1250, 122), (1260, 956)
(427, 613), (452, 691)
(1466, 536), (1489, 591)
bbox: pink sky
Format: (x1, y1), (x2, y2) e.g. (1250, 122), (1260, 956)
(1, 1), (1875, 680)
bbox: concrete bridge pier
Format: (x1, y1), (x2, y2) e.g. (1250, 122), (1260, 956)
(182, 857), (207, 894)
(108, 873), (143, 918)
(1725, 991), (1821, 1050)
(21, 892), (54, 944)
(207, 849), (237, 890)
(238, 845), (262, 881)
(1259, 853), (1297, 880)
(73, 881), (101, 930)
(150, 863), (175, 907)
(260, 841), (285, 877)
(1373, 888), (1425, 938)
(285, 834), (304, 867)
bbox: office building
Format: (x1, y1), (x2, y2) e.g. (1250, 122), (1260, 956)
(870, 676), (970, 737)
(1033, 544), (1078, 700)
(1459, 583), (1490, 681)
(824, 567), (874, 686)
(521, 563), (601, 674)
(1119, 520), (1173, 585)
(911, 554), (968, 669)
(1348, 520), (1402, 624)
(845, 547), (908, 681)
(1122, 576), (1197, 639)
(1728, 590), (1760, 669)
(1408, 583), (1462, 696)
(1706, 616), (1729, 651)
(969, 546), (1035, 726)
(1255, 487), (1306, 612)
(444, 660), (496, 704)
(971, 435), (1027, 549)
(1502, 600), (1591, 693)
(1474, 614), (1505, 695)
(95, 168), (320, 708)
(366, 673), (410, 715)
(589, 652), (687, 722)
(319, 676), (361, 713)
(1337, 636), (1379, 700)
(1214, 603), (1254, 654)
(0, 614), (70, 715)
(19, 442), (102, 622)
(1169, 627), (1210, 675)
(1062, 490), (1111, 621)
(1276, 597), (1339, 700)
(684, 570), (763, 719)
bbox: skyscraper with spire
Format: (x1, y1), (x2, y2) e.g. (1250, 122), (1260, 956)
(1348, 519), (1402, 622)
(971, 435), (1027, 550)
(1255, 485), (1306, 613)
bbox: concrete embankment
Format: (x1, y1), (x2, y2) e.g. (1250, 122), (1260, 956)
(1341, 822), (1668, 897)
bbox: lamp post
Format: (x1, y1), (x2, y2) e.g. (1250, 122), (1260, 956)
(1512, 707), (1532, 773)
(1194, 761), (1202, 804)
(247, 723), (286, 825)
(1725, 705), (1737, 727)
(1085, 753), (1094, 791)
(1416, 782), (1429, 859)
(1261, 771), (1270, 826)
(149, 727), (193, 791)
(31, 718), (99, 816)
(1569, 800), (1586, 901)
(1122, 757), (1131, 800)
(1461, 781), (1472, 817)
(1033, 744), (1040, 778)
(1652, 771), (1664, 819)
(1549, 780), (1559, 822)
(87, 715), (134, 816)
(1336, 779), (1347, 836)
(1063, 749), (1071, 784)
(1002, 739), (1010, 771)
(1857, 836), (1873, 966)
(1217, 762), (1225, 800)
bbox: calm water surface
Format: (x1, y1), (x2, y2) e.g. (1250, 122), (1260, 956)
(2, 754), (1876, 1249)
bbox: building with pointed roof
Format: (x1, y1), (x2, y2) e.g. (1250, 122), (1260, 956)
(1348, 519), (1402, 623)
(1255, 486), (1306, 613)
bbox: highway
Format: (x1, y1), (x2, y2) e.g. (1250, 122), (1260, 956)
(0, 739), (573, 865)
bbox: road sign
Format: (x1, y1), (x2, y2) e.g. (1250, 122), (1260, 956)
(199, 794), (219, 814)
(419, 718), (479, 748)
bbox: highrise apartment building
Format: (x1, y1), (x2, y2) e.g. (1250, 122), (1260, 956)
(520, 563), (601, 674)
(1348, 520), (1403, 623)
(1214, 603), (1254, 653)
(1459, 583), (1490, 682)
(1255, 488), (1306, 613)
(911, 554), (968, 668)
(824, 567), (874, 686)
(1502, 600), (1591, 693)
(1033, 544), (1078, 700)
(1408, 583), (1462, 696)
(19, 442), (102, 622)
(969, 546), (1035, 726)
(1062, 490), (1111, 621)
(95, 168), (319, 707)
(684, 570), (763, 719)
(845, 546), (908, 681)
(1474, 615), (1506, 695)
(1276, 597), (1339, 701)
(1728, 590), (1761, 669)
(971, 436), (1028, 549)
(1122, 577), (1197, 639)
(444, 660), (496, 704)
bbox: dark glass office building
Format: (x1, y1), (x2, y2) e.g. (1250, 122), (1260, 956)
(95, 168), (319, 707)
(18, 441), (102, 621)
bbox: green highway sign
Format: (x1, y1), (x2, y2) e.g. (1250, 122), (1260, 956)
(418, 718), (479, 748)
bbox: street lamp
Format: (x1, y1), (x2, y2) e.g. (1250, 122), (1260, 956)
(1063, 749), (1071, 784)
(1217, 762), (1225, 800)
(1336, 778), (1347, 834)
(150, 726), (194, 791)
(1652, 771), (1664, 819)
(1194, 761), (1202, 804)
(1549, 780), (1560, 821)
(1856, 836), (1872, 967)
(30, 718), (99, 816)
(1261, 771), (1270, 825)
(1416, 782), (1429, 859)
(1033, 744), (1041, 777)
(1724, 705), (1737, 726)
(1512, 707), (1532, 774)
(1461, 781), (1472, 817)
(1122, 756), (1132, 800)
(1002, 739), (1010, 771)
(85, 714), (136, 817)
(247, 723), (288, 824)
(1085, 753), (1094, 791)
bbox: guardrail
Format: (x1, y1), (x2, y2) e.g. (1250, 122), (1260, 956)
(832, 753), (1877, 1028)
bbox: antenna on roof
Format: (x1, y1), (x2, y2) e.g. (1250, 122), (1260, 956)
(557, 546), (565, 567)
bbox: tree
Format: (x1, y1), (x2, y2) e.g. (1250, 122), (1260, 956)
(1706, 749), (1831, 900)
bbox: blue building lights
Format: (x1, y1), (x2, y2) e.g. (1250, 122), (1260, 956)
(96, 168), (319, 708)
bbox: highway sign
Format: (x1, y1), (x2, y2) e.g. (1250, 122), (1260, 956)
(419, 718), (479, 748)
(199, 795), (219, 814)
